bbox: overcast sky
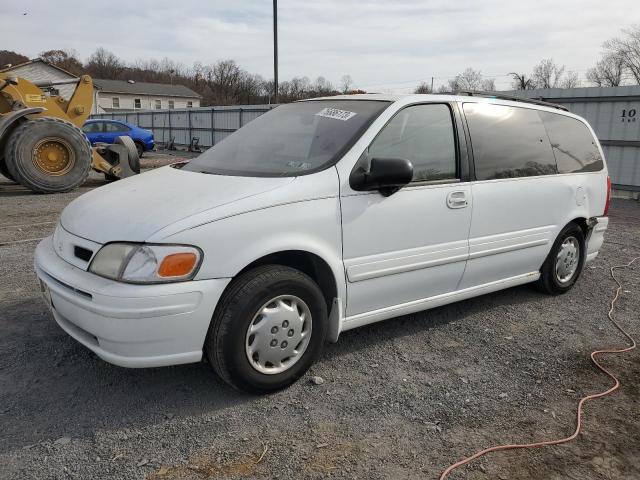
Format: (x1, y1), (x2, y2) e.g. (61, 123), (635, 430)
(2, 0), (638, 92)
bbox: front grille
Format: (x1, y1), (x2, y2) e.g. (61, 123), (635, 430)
(41, 270), (93, 299)
(74, 245), (93, 262)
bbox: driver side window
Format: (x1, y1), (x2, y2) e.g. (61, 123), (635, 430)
(368, 104), (457, 182)
(82, 122), (103, 133)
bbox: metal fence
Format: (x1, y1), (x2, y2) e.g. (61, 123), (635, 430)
(93, 92), (640, 191)
(91, 105), (276, 148)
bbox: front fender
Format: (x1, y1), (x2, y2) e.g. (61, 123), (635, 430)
(163, 197), (347, 340)
(0, 107), (46, 139)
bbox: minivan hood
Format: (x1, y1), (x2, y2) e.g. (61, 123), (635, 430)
(60, 166), (294, 244)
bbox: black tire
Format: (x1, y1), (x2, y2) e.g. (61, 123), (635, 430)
(115, 136), (140, 174)
(0, 157), (16, 182)
(134, 141), (144, 158)
(206, 265), (328, 394)
(535, 223), (586, 295)
(4, 118), (91, 193)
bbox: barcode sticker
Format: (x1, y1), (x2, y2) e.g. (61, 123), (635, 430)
(315, 107), (357, 121)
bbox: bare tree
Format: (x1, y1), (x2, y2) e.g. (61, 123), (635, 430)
(0, 45), (349, 106)
(340, 74), (353, 93)
(0, 49), (28, 68)
(414, 81), (433, 94)
(314, 76), (334, 95)
(449, 67), (483, 90)
(532, 59), (566, 89)
(561, 70), (581, 88)
(86, 47), (125, 79)
(482, 78), (496, 91)
(289, 76), (311, 98)
(446, 68), (494, 91)
(192, 61), (205, 86)
(586, 53), (625, 86)
(202, 59), (246, 105)
(603, 24), (640, 84)
(510, 72), (536, 90)
(39, 49), (84, 75)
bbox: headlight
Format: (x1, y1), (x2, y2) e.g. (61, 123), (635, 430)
(89, 243), (202, 283)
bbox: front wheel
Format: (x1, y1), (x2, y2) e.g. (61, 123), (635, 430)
(206, 265), (328, 393)
(535, 223), (586, 294)
(4, 118), (92, 193)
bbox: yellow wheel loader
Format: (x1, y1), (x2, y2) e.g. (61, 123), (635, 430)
(0, 74), (138, 193)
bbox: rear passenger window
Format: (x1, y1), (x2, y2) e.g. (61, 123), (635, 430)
(463, 103), (557, 180)
(368, 104), (457, 182)
(105, 123), (129, 133)
(538, 112), (603, 173)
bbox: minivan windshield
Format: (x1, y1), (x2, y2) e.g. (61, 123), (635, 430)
(182, 100), (390, 177)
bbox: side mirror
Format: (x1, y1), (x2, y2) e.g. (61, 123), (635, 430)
(350, 157), (413, 196)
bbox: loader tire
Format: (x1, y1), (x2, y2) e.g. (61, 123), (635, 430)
(116, 136), (140, 174)
(0, 157), (16, 182)
(4, 118), (91, 193)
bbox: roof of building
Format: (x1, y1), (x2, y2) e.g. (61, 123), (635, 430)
(0, 58), (78, 78)
(93, 78), (201, 99)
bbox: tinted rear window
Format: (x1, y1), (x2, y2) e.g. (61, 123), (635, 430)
(463, 103), (557, 180)
(538, 112), (603, 173)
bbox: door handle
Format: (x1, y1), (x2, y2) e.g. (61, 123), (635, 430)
(446, 191), (469, 209)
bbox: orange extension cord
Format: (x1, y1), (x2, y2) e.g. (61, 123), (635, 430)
(440, 256), (640, 480)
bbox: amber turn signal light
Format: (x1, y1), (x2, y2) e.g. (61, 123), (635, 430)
(158, 252), (198, 278)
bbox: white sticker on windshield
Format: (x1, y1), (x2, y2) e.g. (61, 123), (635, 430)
(315, 107), (357, 121)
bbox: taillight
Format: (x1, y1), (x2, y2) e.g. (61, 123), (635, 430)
(603, 176), (611, 216)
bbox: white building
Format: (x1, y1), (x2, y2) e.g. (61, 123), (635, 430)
(93, 78), (201, 112)
(0, 58), (81, 101)
(0, 59), (202, 113)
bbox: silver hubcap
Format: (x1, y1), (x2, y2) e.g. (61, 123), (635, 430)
(556, 236), (580, 283)
(245, 295), (312, 375)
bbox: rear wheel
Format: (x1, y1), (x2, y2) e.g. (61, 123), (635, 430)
(4, 118), (91, 193)
(535, 223), (585, 294)
(206, 265), (328, 393)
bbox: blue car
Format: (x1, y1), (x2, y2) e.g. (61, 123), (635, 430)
(83, 119), (154, 157)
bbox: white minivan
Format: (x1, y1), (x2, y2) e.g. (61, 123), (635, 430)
(35, 93), (610, 393)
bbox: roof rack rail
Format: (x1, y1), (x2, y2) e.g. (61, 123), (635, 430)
(447, 90), (569, 112)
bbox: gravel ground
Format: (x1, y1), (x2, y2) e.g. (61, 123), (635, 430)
(1, 159), (639, 480)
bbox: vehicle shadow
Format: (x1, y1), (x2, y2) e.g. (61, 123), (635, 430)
(323, 283), (543, 360)
(0, 284), (542, 453)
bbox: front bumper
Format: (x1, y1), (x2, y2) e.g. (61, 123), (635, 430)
(35, 236), (230, 368)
